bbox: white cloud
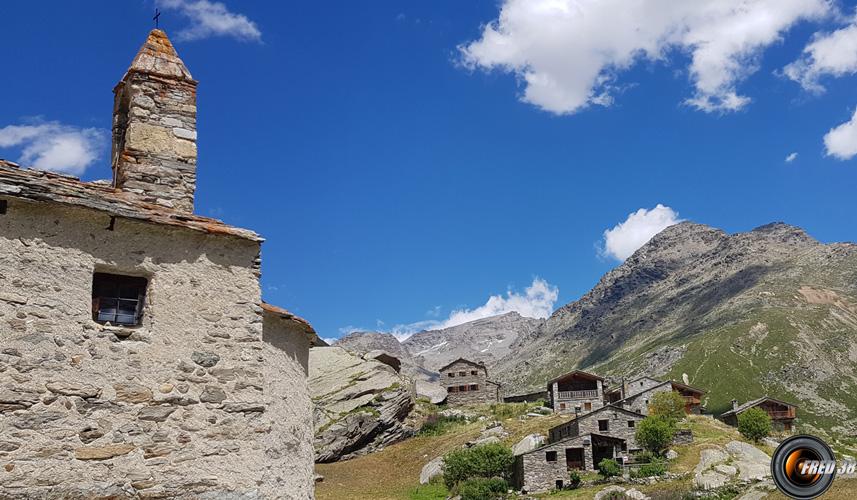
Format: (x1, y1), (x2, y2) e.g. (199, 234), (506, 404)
(784, 14), (857, 92)
(823, 107), (857, 160)
(158, 0), (262, 42)
(785, 152), (799, 162)
(337, 278), (560, 342)
(0, 121), (106, 175)
(459, 0), (830, 115)
(600, 204), (683, 261)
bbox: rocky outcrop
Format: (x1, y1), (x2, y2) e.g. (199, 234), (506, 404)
(512, 433), (545, 456)
(420, 456), (444, 484)
(310, 347), (415, 462)
(693, 441), (771, 490)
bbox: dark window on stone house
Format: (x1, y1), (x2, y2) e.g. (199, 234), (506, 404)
(459, 371), (466, 376)
(448, 372), (455, 377)
(92, 273), (147, 326)
(459, 385), (467, 392)
(546, 451), (557, 462)
(598, 419), (609, 432)
(470, 384), (479, 391)
(448, 386), (458, 393)
(0, 199), (7, 214)
(628, 420), (635, 428)
(470, 370), (477, 375)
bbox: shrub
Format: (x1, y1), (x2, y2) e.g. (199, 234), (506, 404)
(635, 416), (676, 455)
(567, 469), (582, 489)
(455, 477), (508, 500)
(443, 443), (514, 489)
(597, 458), (621, 478)
(633, 458), (668, 478)
(488, 403), (529, 419)
(738, 407), (772, 442)
(418, 413), (466, 436)
(648, 391), (687, 424)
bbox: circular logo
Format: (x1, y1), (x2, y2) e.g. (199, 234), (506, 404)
(772, 435), (836, 499)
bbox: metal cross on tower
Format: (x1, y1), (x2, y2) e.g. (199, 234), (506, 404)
(153, 9), (161, 29)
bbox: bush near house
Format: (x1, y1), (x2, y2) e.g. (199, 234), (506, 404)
(631, 458), (668, 478)
(648, 391), (687, 424)
(635, 416), (676, 455)
(442, 443), (514, 489)
(738, 407), (772, 442)
(567, 469), (582, 489)
(597, 458), (621, 478)
(454, 477), (508, 500)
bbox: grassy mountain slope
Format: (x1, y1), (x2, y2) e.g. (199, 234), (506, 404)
(494, 222), (857, 434)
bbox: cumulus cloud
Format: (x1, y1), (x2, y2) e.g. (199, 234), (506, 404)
(337, 278), (560, 342)
(158, 0), (262, 42)
(785, 152), (799, 162)
(784, 14), (857, 92)
(0, 121), (106, 175)
(459, 0), (829, 115)
(600, 204), (683, 261)
(823, 108), (857, 160)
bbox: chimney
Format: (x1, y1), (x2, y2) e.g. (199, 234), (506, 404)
(731, 399), (738, 410)
(112, 30), (198, 213)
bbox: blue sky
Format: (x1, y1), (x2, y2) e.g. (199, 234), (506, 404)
(2, 1), (856, 342)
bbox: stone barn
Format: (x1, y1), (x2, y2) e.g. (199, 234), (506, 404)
(438, 358), (501, 405)
(0, 29), (320, 499)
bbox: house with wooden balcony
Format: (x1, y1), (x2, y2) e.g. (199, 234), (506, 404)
(547, 370), (605, 415)
(720, 397), (797, 432)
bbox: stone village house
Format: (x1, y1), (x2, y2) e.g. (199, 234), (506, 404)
(515, 372), (706, 492)
(0, 30), (321, 499)
(720, 396), (798, 433)
(438, 358), (501, 406)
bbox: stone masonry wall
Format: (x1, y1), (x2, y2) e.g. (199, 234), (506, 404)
(113, 71), (198, 213)
(0, 199), (313, 499)
(439, 361), (496, 406)
(617, 383), (673, 416)
(549, 407), (644, 450)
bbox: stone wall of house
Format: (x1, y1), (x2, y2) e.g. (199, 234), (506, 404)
(549, 407), (644, 449)
(517, 434), (597, 492)
(624, 377), (663, 398)
(617, 383), (672, 415)
(439, 360), (496, 406)
(0, 199), (313, 498)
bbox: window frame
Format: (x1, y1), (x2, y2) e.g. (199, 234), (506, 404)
(545, 450), (557, 462)
(598, 419), (609, 432)
(92, 272), (148, 327)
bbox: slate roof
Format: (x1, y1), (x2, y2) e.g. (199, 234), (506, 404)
(0, 160), (261, 242)
(261, 302), (322, 346)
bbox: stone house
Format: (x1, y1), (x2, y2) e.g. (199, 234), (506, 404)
(720, 397), (797, 432)
(547, 370), (605, 414)
(547, 404), (645, 450)
(438, 358), (500, 405)
(515, 405), (645, 493)
(0, 29), (321, 499)
(608, 377), (706, 415)
(513, 433), (625, 492)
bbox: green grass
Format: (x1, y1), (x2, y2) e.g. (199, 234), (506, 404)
(407, 481), (447, 500)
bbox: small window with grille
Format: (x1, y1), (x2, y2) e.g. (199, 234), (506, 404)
(92, 272), (147, 326)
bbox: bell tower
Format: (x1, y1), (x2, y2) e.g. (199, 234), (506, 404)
(112, 29), (198, 213)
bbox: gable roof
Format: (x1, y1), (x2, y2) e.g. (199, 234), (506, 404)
(438, 357), (486, 373)
(669, 380), (706, 395)
(720, 396), (797, 418)
(547, 369), (605, 386)
(0, 160), (261, 242)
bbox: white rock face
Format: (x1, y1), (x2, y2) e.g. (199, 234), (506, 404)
(415, 380), (447, 404)
(693, 441), (771, 490)
(420, 456), (444, 484)
(310, 347), (415, 462)
(512, 433), (545, 456)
